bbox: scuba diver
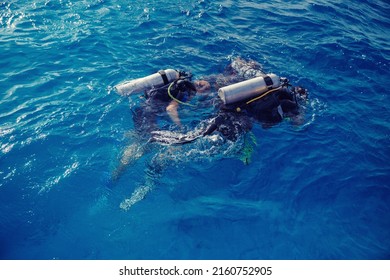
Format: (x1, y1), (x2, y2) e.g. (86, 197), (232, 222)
(111, 69), (214, 209)
(112, 69), (204, 182)
(119, 70), (198, 130)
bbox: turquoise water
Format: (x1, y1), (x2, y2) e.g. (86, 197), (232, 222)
(1, 0), (389, 259)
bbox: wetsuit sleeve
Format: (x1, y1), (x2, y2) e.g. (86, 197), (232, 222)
(202, 115), (223, 136)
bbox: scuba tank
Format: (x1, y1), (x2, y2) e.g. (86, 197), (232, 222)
(115, 69), (180, 96)
(218, 74), (280, 105)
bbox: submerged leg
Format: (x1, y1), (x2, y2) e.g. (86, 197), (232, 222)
(111, 105), (158, 183)
(111, 142), (148, 183)
(118, 147), (174, 211)
(119, 184), (152, 211)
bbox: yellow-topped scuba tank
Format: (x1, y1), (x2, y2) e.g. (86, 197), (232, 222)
(218, 74), (281, 105)
(115, 69), (180, 96)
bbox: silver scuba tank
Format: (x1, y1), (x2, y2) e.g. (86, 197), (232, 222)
(115, 69), (180, 96)
(218, 74), (280, 105)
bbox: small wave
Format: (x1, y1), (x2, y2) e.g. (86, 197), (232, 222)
(0, 2), (26, 31)
(37, 161), (79, 194)
(298, 97), (328, 129)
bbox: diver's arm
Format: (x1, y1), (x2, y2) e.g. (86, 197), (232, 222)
(166, 100), (182, 127)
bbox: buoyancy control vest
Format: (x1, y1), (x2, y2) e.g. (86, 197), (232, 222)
(145, 77), (197, 104)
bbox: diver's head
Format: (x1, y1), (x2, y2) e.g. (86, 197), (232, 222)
(175, 79), (197, 95)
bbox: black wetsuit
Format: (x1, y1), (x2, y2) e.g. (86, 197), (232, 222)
(132, 79), (196, 136)
(202, 110), (253, 141)
(246, 87), (301, 125)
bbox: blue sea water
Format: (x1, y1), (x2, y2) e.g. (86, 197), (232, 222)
(0, 0), (389, 260)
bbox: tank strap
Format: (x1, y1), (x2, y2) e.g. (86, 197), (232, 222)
(158, 70), (170, 85)
(264, 75), (274, 88)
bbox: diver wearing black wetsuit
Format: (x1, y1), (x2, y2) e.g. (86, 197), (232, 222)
(201, 81), (308, 138)
(132, 76), (197, 136)
(111, 75), (197, 182)
(245, 83), (308, 126)
(195, 57), (308, 136)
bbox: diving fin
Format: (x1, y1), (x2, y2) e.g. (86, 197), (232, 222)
(150, 130), (201, 145)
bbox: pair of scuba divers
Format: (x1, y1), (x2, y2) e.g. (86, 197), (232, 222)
(112, 58), (308, 208)
(115, 57), (308, 146)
